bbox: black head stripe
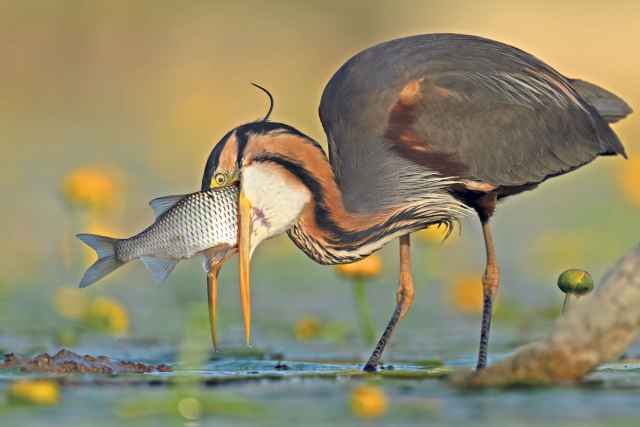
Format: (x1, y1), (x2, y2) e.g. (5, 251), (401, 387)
(251, 154), (429, 249)
(235, 128), (250, 171)
(202, 121), (325, 190)
(201, 129), (234, 191)
(251, 154), (344, 241)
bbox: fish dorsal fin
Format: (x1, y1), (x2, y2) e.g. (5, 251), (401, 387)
(141, 256), (179, 283)
(148, 194), (186, 218)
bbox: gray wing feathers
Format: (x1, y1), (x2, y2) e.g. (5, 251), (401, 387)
(411, 72), (624, 185)
(571, 79), (633, 124)
(320, 34), (628, 197)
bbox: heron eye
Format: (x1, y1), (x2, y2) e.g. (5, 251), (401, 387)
(213, 172), (227, 187)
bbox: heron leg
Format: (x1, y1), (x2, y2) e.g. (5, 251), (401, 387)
(363, 234), (414, 372)
(476, 219), (500, 370)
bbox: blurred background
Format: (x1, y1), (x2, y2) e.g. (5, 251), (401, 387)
(1, 0), (638, 361)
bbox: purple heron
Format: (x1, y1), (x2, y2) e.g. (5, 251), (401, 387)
(201, 34), (631, 370)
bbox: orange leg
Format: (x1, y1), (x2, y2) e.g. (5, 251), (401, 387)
(363, 234), (415, 372)
(476, 219), (500, 370)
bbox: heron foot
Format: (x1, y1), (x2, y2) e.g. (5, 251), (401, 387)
(363, 362), (378, 372)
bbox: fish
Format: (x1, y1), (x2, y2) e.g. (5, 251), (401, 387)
(76, 185), (239, 288)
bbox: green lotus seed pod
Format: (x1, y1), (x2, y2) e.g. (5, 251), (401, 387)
(557, 269), (594, 296)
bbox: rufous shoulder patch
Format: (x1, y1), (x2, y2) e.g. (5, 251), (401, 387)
(398, 78), (424, 106)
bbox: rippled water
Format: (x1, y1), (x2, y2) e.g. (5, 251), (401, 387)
(2, 342), (640, 427)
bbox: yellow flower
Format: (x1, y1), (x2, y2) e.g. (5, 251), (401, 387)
(83, 296), (129, 335)
(54, 287), (90, 319)
(8, 380), (60, 406)
(62, 167), (117, 211)
(335, 255), (382, 280)
(417, 223), (456, 244)
(54, 290), (129, 336)
(177, 397), (202, 420)
(449, 276), (484, 314)
(294, 316), (323, 342)
(618, 154), (640, 206)
(350, 384), (387, 419)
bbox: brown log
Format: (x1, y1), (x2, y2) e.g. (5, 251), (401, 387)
(458, 244), (640, 387)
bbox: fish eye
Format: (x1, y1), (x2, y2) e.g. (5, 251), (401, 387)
(213, 172), (227, 187)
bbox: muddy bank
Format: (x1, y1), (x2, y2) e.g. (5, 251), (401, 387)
(0, 349), (171, 374)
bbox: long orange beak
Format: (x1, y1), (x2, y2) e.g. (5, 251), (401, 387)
(238, 191), (252, 346)
(204, 247), (233, 352)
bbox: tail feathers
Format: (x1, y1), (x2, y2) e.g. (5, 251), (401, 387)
(571, 79), (633, 124)
(76, 234), (124, 288)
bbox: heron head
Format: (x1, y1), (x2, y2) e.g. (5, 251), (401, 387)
(201, 87), (328, 345)
(203, 121), (322, 255)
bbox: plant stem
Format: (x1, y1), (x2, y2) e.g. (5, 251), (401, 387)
(352, 279), (375, 345)
(561, 294), (571, 314)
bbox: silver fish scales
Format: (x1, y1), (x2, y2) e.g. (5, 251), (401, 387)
(76, 185), (239, 288)
(118, 187), (238, 262)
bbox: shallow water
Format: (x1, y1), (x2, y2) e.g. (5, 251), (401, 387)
(1, 223), (638, 426)
(2, 343), (640, 427)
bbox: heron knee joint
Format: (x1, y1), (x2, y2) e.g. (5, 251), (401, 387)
(482, 265), (500, 296)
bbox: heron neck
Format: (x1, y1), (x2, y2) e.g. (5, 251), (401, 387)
(269, 152), (418, 264)
(248, 132), (454, 264)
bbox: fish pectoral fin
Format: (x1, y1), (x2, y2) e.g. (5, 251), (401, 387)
(148, 194), (187, 218)
(141, 256), (179, 283)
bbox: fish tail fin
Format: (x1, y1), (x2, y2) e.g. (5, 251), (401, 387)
(76, 234), (125, 288)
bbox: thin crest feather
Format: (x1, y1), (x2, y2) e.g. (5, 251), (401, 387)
(251, 82), (274, 121)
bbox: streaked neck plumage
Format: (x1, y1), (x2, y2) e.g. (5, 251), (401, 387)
(244, 130), (468, 264)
